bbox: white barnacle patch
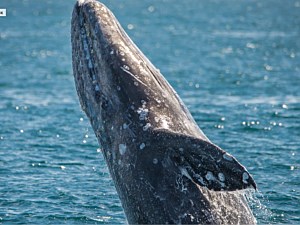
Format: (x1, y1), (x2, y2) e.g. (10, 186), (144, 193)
(223, 153), (233, 161)
(119, 144), (127, 155)
(117, 86), (121, 91)
(153, 158), (158, 164)
(156, 115), (170, 129)
(161, 118), (169, 129)
(122, 65), (129, 71)
(92, 78), (98, 85)
(242, 172), (249, 184)
(175, 175), (187, 192)
(179, 213), (195, 223)
(139, 143), (145, 150)
(137, 107), (149, 121)
(218, 173), (225, 182)
(123, 123), (128, 129)
(205, 171), (215, 181)
(100, 6), (107, 12)
(143, 123), (151, 131)
(194, 174), (205, 185)
(179, 148), (184, 152)
(179, 167), (193, 181)
(88, 60), (93, 68)
(155, 98), (162, 104)
(95, 85), (100, 92)
(78, 0), (87, 6)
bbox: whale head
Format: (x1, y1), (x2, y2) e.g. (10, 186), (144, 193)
(71, 0), (209, 143)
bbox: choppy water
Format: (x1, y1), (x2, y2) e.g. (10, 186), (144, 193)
(0, 0), (299, 224)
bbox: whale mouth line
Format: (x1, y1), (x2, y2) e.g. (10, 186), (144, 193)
(78, 9), (97, 83)
(72, 3), (119, 118)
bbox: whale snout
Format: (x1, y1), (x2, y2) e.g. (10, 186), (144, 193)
(71, 0), (118, 117)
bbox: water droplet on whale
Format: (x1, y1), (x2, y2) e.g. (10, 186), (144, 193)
(143, 123), (151, 131)
(139, 143), (145, 150)
(218, 173), (225, 182)
(223, 153), (233, 161)
(95, 85), (100, 92)
(205, 171), (215, 181)
(119, 144), (126, 155)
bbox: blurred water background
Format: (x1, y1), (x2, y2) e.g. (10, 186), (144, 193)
(0, 0), (299, 224)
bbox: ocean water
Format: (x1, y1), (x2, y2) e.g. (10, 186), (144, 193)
(0, 0), (299, 224)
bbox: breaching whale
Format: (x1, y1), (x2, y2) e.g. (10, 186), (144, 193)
(71, 0), (257, 224)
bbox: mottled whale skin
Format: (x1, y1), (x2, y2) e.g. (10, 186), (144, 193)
(71, 0), (257, 224)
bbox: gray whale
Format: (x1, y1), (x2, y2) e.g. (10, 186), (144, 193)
(71, 0), (257, 224)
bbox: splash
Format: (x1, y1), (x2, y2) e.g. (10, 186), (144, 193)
(245, 190), (273, 223)
(200, 188), (258, 224)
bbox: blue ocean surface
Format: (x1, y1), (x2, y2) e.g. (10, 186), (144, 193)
(0, 0), (299, 224)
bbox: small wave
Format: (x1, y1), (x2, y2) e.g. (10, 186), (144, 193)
(212, 30), (297, 39)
